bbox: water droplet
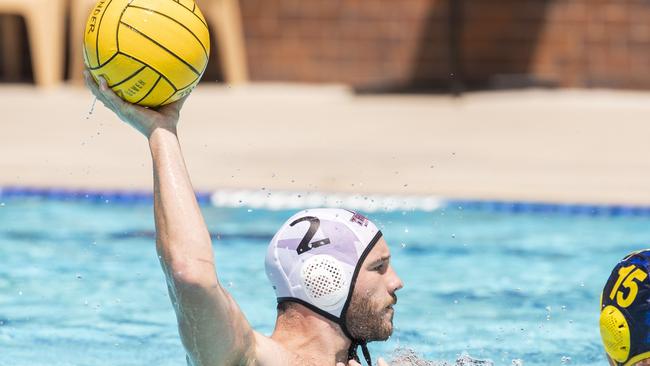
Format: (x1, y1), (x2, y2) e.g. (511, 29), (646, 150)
(76, 274), (83, 280)
(400, 243), (406, 248)
(561, 356), (571, 364)
(512, 359), (523, 366)
(0, 202), (4, 207)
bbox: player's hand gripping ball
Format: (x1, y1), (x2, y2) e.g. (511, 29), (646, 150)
(84, 0), (210, 107)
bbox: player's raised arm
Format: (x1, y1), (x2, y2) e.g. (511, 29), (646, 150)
(84, 72), (256, 366)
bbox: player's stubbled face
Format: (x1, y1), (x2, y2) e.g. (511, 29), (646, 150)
(346, 239), (403, 341)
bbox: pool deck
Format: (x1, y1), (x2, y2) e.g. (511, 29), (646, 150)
(2, 84), (650, 205)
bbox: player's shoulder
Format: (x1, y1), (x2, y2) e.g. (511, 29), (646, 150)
(244, 331), (311, 366)
(240, 331), (288, 366)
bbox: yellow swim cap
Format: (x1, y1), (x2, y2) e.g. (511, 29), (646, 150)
(600, 305), (631, 363)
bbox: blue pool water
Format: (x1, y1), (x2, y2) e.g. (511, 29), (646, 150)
(1, 196), (647, 366)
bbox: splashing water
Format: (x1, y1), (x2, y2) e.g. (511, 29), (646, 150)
(85, 97), (98, 120)
(388, 348), (494, 366)
(456, 354), (494, 366)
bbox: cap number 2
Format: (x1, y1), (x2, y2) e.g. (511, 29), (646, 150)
(290, 216), (331, 254)
(609, 265), (648, 308)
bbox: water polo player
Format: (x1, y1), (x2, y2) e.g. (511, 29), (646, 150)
(84, 72), (403, 366)
(601, 250), (650, 366)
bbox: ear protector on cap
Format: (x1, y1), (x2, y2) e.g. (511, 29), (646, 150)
(600, 250), (650, 366)
(600, 305), (631, 363)
(300, 254), (349, 310)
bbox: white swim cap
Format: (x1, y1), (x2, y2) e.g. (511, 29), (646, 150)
(265, 208), (382, 363)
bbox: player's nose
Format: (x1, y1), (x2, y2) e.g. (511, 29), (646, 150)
(388, 265), (404, 294)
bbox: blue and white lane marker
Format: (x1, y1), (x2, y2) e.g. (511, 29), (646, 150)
(209, 189), (443, 212)
(1, 186), (650, 217)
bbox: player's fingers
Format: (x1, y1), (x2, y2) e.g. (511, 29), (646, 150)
(84, 72), (136, 121)
(348, 360), (362, 366)
(158, 94), (189, 116)
(94, 76), (145, 122)
(96, 76), (124, 108)
(378, 357), (389, 366)
(83, 71), (116, 110)
(83, 70), (104, 100)
(173, 94), (190, 109)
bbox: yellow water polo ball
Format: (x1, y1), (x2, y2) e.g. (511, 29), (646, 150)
(83, 0), (210, 107)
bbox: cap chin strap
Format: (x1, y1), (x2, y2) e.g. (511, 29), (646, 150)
(348, 339), (372, 366)
(335, 308), (371, 366)
(341, 231), (383, 366)
(276, 297), (374, 366)
(339, 308), (370, 365)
